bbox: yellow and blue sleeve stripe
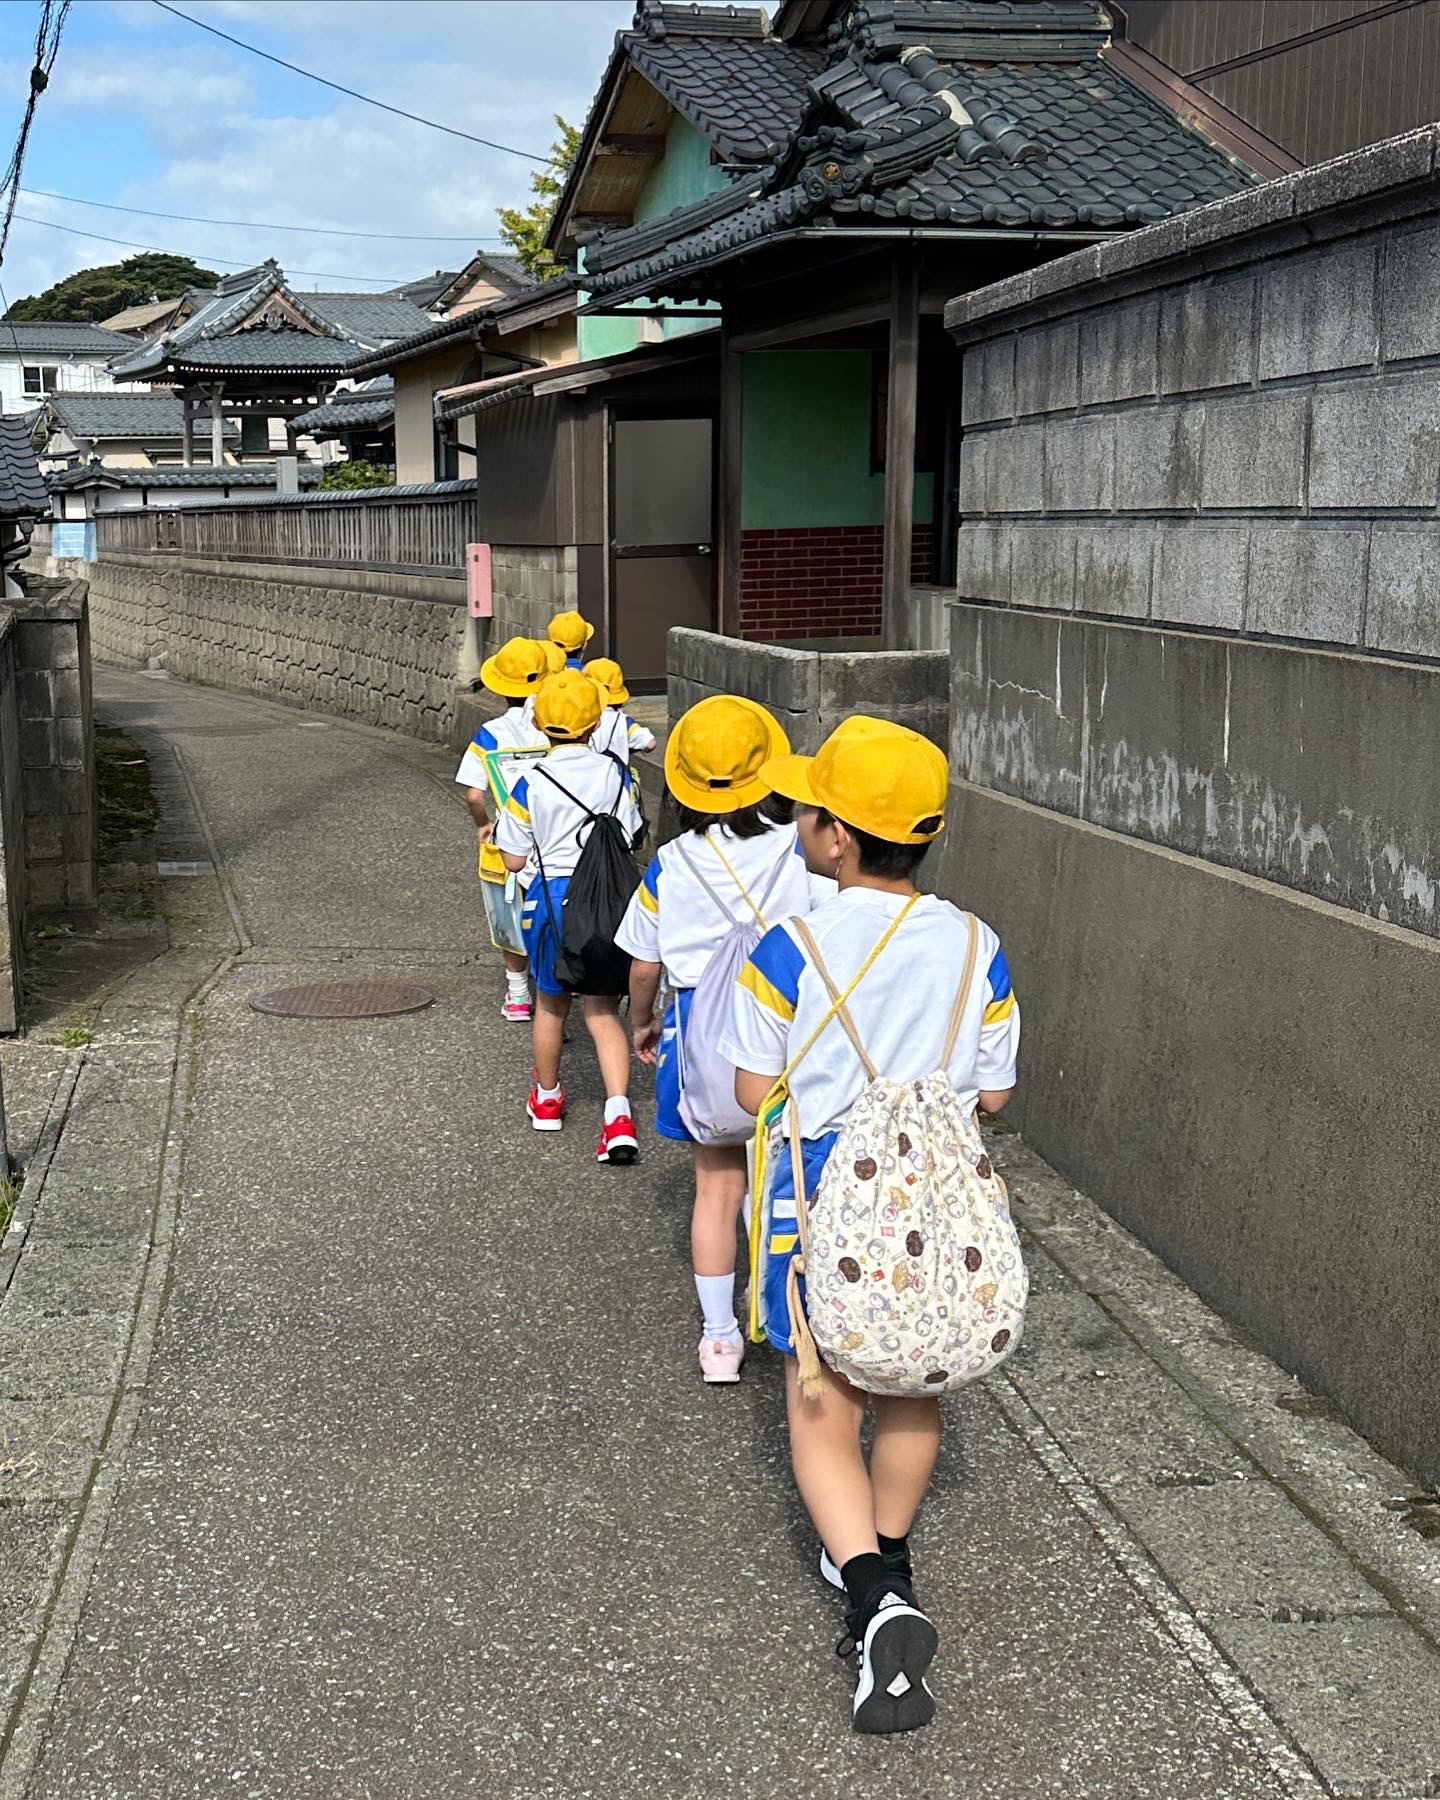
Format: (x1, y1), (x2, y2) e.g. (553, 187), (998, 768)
(503, 773), (531, 825)
(476, 725), (499, 752)
(637, 855), (661, 916)
(738, 924), (805, 1023)
(982, 946), (1015, 1025)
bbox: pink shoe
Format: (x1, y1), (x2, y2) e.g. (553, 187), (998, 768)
(698, 1334), (745, 1384)
(501, 994), (532, 1022)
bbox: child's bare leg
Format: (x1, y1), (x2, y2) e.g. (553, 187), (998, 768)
(785, 1358), (878, 1566)
(502, 949), (528, 976)
(691, 1142), (747, 1276)
(581, 995), (630, 1095)
(869, 1395), (941, 1539)
(532, 990), (570, 1087)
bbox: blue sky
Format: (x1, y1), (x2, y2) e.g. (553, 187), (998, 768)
(0, 0), (634, 305)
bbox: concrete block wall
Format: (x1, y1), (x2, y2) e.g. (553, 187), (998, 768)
(667, 627), (947, 756)
(0, 617), (24, 1032)
(939, 128), (1440, 1483)
(72, 553), (471, 744)
(11, 580), (97, 915)
(952, 126), (1440, 658)
(489, 545), (579, 648)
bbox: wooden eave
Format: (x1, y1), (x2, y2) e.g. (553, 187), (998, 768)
(551, 64), (678, 255)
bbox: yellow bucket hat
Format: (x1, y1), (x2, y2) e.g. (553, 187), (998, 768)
(665, 695), (789, 814)
(762, 715), (947, 844)
(532, 668), (604, 742)
(547, 609), (595, 655)
(479, 635), (550, 699)
(586, 656), (629, 706)
(533, 638), (567, 674)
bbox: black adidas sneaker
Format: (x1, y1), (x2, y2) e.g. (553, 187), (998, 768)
(844, 1588), (938, 1735)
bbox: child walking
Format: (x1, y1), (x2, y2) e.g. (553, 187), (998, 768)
(615, 696), (816, 1383)
(720, 715), (1021, 1734)
(496, 668), (645, 1164)
(585, 657), (658, 763)
(546, 609), (594, 671)
(453, 635), (550, 1022)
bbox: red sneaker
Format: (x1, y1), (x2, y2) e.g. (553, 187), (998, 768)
(596, 1109), (638, 1165)
(527, 1086), (565, 1132)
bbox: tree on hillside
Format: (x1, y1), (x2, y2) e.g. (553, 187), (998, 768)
(4, 253), (219, 322)
(496, 116), (581, 279)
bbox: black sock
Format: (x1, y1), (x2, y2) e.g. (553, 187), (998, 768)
(840, 1552), (890, 1617)
(877, 1532), (909, 1561)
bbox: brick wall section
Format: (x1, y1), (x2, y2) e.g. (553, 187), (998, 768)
(739, 524), (934, 640)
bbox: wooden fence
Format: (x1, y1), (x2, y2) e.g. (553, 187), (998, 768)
(92, 482), (476, 576)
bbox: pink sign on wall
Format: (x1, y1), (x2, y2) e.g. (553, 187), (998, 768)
(467, 542), (493, 618)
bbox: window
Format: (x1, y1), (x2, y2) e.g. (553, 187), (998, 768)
(22, 364), (59, 396)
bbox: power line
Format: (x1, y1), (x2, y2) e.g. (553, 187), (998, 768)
(0, 0), (72, 270)
(153, 0), (557, 165)
(10, 211), (413, 285)
(19, 186), (506, 244)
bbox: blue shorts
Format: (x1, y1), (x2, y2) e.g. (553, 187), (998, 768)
(520, 876), (570, 996)
(763, 1130), (837, 1356)
(654, 988), (694, 1142)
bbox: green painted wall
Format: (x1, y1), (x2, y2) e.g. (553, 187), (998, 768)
(740, 350), (934, 530)
(577, 115), (725, 361)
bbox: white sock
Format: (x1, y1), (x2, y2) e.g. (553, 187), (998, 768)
(696, 1273), (739, 1342)
(505, 969), (528, 1000)
(536, 1081), (562, 1102)
(603, 1095), (631, 1124)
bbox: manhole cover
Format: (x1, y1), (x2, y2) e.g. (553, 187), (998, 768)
(249, 980), (435, 1019)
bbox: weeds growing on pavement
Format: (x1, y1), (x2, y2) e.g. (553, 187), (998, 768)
(0, 1171), (20, 1238)
(54, 1027), (95, 1050)
(33, 924), (72, 942)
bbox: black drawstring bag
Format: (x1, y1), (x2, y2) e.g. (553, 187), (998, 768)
(533, 761), (641, 995)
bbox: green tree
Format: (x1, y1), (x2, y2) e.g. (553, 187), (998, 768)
(4, 254), (218, 323)
(496, 116), (581, 279)
(316, 459), (394, 492)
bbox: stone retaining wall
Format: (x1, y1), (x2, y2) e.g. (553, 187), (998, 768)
(58, 553), (471, 743)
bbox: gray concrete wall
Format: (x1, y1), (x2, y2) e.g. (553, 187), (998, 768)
(939, 128), (1440, 1480)
(490, 546), (578, 647)
(0, 614), (24, 1032)
(61, 552), (470, 744)
(931, 777), (1440, 1488)
(950, 126), (1440, 657)
(11, 580), (97, 915)
(951, 601), (1440, 938)
(667, 627), (948, 755)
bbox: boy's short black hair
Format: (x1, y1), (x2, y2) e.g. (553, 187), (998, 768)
(813, 807), (936, 879)
(678, 792), (793, 839)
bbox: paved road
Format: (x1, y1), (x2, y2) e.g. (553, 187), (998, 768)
(4, 672), (1438, 1798)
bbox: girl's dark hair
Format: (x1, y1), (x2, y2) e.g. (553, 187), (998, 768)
(679, 792), (793, 839)
(812, 807), (936, 879)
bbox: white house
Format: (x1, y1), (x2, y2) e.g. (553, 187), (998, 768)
(0, 322), (141, 414)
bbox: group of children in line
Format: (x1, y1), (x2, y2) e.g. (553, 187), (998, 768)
(455, 609), (1021, 1736)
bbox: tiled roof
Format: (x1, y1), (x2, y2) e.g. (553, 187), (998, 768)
(343, 272), (578, 378)
(47, 461), (325, 492)
(0, 416), (50, 516)
(100, 296), (191, 334)
(581, 3), (1258, 299)
(0, 321), (133, 355)
(291, 377), (395, 434)
(110, 262), (435, 379)
(628, 30), (826, 161)
(386, 270), (462, 307)
(43, 390), (237, 441)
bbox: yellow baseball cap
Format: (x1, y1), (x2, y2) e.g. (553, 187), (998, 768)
(762, 715), (947, 844)
(586, 656), (629, 706)
(479, 635), (549, 699)
(665, 695), (789, 813)
(532, 668), (604, 742)
(547, 609), (595, 654)
(534, 638), (567, 674)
